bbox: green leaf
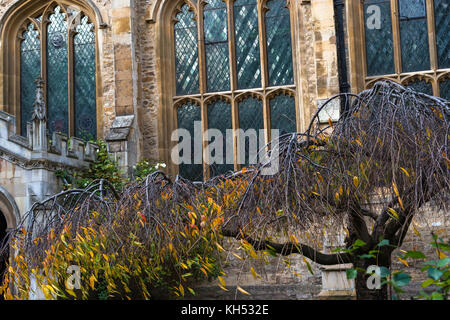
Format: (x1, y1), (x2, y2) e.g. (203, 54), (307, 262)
(421, 279), (434, 288)
(404, 251), (426, 259)
(353, 239), (366, 249)
(377, 239), (390, 247)
(359, 254), (375, 259)
(431, 292), (444, 300)
(436, 257), (450, 268)
(428, 268), (444, 281)
(346, 268), (357, 279)
(393, 272), (411, 287)
(379, 266), (390, 278)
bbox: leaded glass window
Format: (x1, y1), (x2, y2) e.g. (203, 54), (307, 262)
(172, 0), (297, 180)
(177, 103), (203, 181)
(434, 0), (450, 69)
(20, 23), (41, 136)
(363, 0), (395, 76)
(207, 100), (234, 176)
(18, 5), (97, 138)
(238, 97), (264, 166)
(74, 16), (97, 140)
(174, 5), (200, 96)
(204, 0), (230, 92)
(439, 79), (450, 101)
(407, 79), (434, 96)
(399, 0), (430, 73)
(270, 94), (296, 135)
(360, 0), (449, 99)
(265, 0), (294, 86)
(47, 6), (69, 135)
(234, 0), (261, 89)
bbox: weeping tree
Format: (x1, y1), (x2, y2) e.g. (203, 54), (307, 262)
(1, 80), (448, 300)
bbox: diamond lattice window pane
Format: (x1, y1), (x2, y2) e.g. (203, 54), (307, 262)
(20, 23), (41, 137)
(234, 0), (261, 89)
(47, 6), (69, 135)
(270, 94), (296, 136)
(439, 79), (449, 101)
(434, 0), (450, 69)
(406, 79), (433, 96)
(364, 0), (395, 76)
(204, 0), (230, 92)
(177, 103), (203, 181)
(207, 100), (234, 177)
(399, 0), (430, 73)
(74, 16), (97, 140)
(265, 0), (294, 87)
(175, 5), (200, 96)
(238, 97), (264, 166)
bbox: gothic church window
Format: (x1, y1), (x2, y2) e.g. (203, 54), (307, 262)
(173, 0), (297, 181)
(18, 3), (97, 139)
(360, 0), (449, 98)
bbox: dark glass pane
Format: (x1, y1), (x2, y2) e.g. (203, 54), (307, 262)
(434, 0), (450, 69)
(207, 100), (234, 177)
(20, 23), (41, 136)
(363, 0), (395, 76)
(74, 16), (96, 140)
(175, 5), (200, 95)
(265, 0), (294, 86)
(439, 79), (450, 101)
(47, 6), (69, 135)
(177, 103), (203, 181)
(270, 94), (296, 135)
(238, 97), (264, 166)
(399, 0), (430, 72)
(407, 79), (433, 96)
(204, 0), (230, 92)
(234, 0), (261, 89)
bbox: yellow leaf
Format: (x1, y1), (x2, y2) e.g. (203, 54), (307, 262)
(387, 208), (399, 220)
(89, 275), (96, 290)
(398, 257), (409, 267)
(237, 286), (251, 295)
(232, 252), (243, 260)
(353, 176), (359, 188)
(392, 182), (399, 197)
(400, 167), (410, 177)
(250, 267), (262, 280)
(200, 267), (208, 277)
(438, 250), (447, 259)
(412, 224), (421, 237)
(218, 276), (226, 287)
(178, 284), (184, 296)
(218, 283), (229, 291)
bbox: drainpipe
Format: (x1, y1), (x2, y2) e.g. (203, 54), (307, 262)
(333, 0), (351, 114)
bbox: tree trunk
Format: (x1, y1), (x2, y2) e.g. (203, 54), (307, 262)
(354, 251), (392, 300)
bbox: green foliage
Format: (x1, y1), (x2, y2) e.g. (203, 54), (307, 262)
(56, 140), (166, 190)
(56, 139), (125, 190)
(133, 159), (166, 182)
(413, 234), (450, 300)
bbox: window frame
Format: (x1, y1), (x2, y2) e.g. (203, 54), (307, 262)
(347, 0), (449, 96)
(169, 0), (299, 180)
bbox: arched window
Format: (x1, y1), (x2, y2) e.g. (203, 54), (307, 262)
(172, 0), (297, 180)
(357, 0), (449, 97)
(8, 1), (98, 140)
